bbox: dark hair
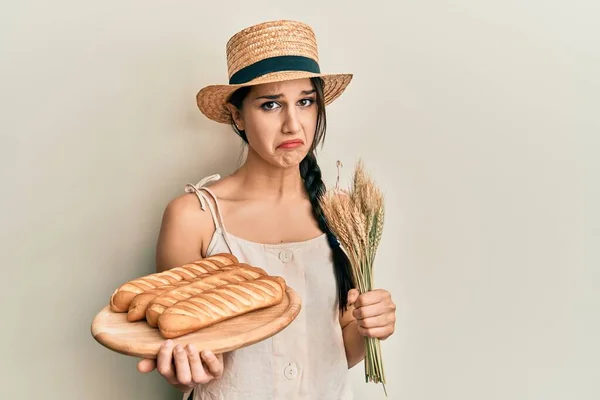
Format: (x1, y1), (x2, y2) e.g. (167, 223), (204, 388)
(228, 77), (355, 314)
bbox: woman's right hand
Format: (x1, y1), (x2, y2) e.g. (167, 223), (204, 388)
(137, 340), (224, 392)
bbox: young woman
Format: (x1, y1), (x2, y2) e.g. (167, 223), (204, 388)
(136, 20), (396, 400)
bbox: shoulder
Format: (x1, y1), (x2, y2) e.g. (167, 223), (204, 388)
(162, 174), (236, 221)
(163, 191), (207, 218)
(155, 192), (216, 271)
(158, 173), (239, 237)
(161, 192), (212, 229)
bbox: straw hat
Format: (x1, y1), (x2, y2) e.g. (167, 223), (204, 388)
(196, 20), (353, 124)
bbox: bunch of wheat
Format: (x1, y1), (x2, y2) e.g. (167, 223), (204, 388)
(319, 159), (387, 394)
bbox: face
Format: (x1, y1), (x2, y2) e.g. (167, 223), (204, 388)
(227, 78), (318, 169)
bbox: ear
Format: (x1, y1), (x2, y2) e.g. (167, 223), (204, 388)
(226, 103), (245, 131)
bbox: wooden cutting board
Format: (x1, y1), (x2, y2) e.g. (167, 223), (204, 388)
(91, 286), (301, 359)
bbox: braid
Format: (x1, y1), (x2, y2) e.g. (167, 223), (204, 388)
(300, 151), (355, 314)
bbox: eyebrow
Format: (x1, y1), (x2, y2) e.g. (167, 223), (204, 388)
(254, 89), (316, 101)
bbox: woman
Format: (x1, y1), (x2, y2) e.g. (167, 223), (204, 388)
(137, 20), (397, 399)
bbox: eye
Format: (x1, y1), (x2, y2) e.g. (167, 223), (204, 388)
(298, 98), (315, 107)
(260, 101), (280, 110)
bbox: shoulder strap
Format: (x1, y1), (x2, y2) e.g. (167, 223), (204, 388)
(184, 174), (234, 253)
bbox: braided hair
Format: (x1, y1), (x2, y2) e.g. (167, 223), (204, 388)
(228, 77), (355, 314)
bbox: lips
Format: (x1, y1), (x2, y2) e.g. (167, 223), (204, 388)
(277, 139), (304, 149)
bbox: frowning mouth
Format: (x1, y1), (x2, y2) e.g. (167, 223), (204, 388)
(277, 139), (304, 149)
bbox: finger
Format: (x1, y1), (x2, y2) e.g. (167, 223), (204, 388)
(347, 289), (360, 306)
(156, 340), (177, 384)
(201, 351), (223, 378)
(353, 303), (387, 320)
(354, 289), (391, 308)
(186, 344), (210, 384)
(356, 325), (393, 339)
(137, 358), (156, 373)
(173, 344), (193, 386)
(357, 313), (395, 329)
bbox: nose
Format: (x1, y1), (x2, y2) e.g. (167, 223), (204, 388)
(282, 107), (301, 135)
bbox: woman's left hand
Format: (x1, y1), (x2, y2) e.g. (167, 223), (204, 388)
(348, 288), (396, 340)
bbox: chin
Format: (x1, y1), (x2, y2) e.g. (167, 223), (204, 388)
(274, 151), (306, 168)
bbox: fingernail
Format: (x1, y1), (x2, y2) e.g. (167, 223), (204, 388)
(165, 339), (173, 346)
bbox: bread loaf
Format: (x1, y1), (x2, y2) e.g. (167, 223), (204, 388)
(126, 266), (237, 322)
(126, 281), (191, 321)
(195, 253), (238, 265)
(109, 253), (238, 312)
(158, 276), (286, 339)
(145, 264), (266, 327)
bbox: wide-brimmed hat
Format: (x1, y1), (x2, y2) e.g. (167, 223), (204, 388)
(196, 20), (353, 124)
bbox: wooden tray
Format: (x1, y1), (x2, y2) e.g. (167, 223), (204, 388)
(91, 286), (301, 359)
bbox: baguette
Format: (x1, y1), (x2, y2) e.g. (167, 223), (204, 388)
(195, 253), (238, 265)
(145, 264), (266, 327)
(126, 266), (237, 322)
(126, 281), (191, 321)
(109, 253), (238, 312)
(158, 276), (287, 339)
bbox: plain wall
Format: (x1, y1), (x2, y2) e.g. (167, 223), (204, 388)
(1, 1), (598, 399)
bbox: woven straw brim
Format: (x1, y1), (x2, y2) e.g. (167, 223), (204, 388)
(196, 71), (353, 124)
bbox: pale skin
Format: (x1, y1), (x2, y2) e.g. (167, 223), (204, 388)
(136, 78), (396, 393)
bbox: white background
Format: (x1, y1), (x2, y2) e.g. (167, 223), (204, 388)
(1, 1), (598, 399)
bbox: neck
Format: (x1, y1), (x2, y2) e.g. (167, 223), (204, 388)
(232, 148), (306, 201)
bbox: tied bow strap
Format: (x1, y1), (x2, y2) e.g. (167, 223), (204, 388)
(184, 174), (221, 211)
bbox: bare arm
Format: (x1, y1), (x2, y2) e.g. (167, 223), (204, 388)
(155, 194), (213, 272)
(342, 322), (366, 368)
(339, 298), (365, 368)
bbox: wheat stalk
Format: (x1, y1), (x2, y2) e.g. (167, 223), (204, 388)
(319, 159), (387, 395)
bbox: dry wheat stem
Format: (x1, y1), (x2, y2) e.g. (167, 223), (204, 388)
(319, 159), (387, 394)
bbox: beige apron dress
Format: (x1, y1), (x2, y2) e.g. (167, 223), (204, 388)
(181, 174), (354, 400)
